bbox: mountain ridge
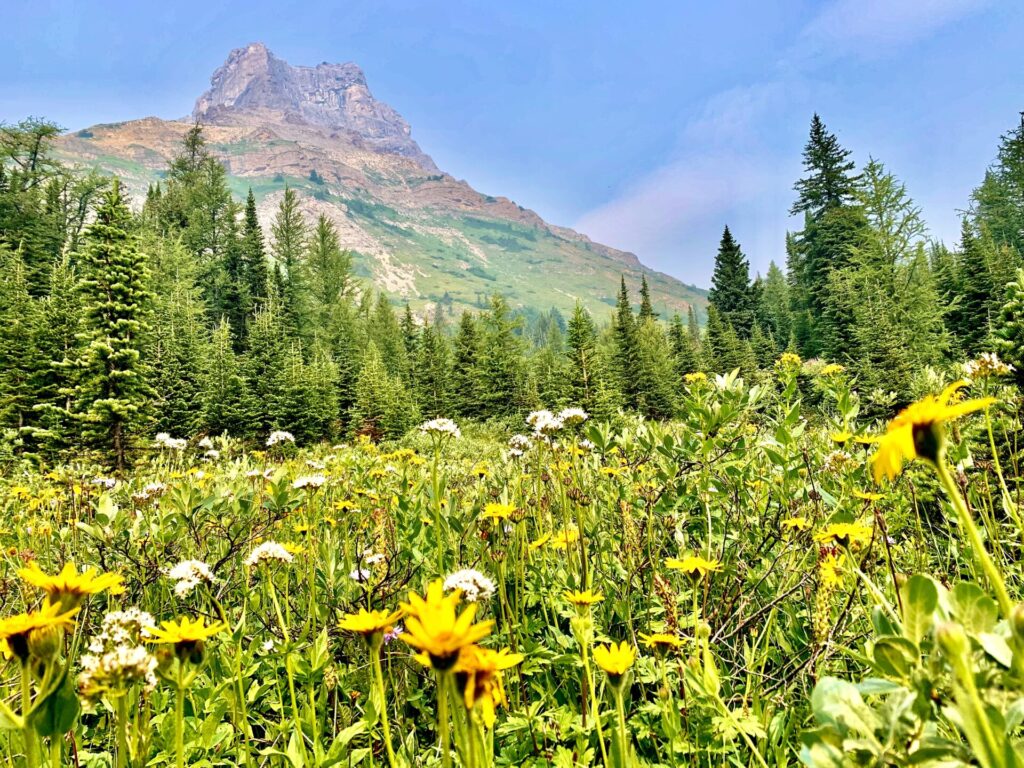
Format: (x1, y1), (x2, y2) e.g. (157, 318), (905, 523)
(56, 43), (706, 318)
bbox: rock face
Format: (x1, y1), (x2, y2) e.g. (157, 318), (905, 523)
(57, 44), (706, 317)
(193, 42), (435, 169)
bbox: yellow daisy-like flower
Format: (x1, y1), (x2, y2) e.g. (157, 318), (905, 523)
(338, 608), (403, 638)
(830, 431), (852, 444)
(665, 555), (722, 580)
(482, 502), (515, 521)
(400, 580), (493, 671)
(145, 615), (227, 646)
(472, 463), (490, 479)
(814, 522), (873, 548)
(563, 589), (604, 607)
(781, 516), (812, 533)
(869, 381), (995, 483)
(18, 561), (124, 610)
(454, 644), (524, 727)
(639, 632), (684, 650)
(599, 466), (624, 477)
(550, 527), (580, 550)
(819, 553), (846, 589)
(0, 600), (80, 661)
(593, 641), (636, 679)
(528, 532), (552, 551)
(684, 372), (707, 385)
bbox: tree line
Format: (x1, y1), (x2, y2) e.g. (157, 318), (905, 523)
(1, 115), (1022, 468)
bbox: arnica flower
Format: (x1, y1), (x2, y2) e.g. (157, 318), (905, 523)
(550, 526), (580, 550)
(564, 589), (604, 607)
(18, 561), (125, 610)
(781, 516), (812, 533)
(482, 502), (515, 521)
(0, 600), (80, 662)
(593, 641), (636, 682)
(814, 522), (873, 548)
(400, 580), (493, 671)
(869, 381), (995, 483)
(830, 431), (853, 444)
(853, 490), (884, 502)
(472, 463), (490, 479)
(454, 645), (524, 727)
(338, 608), (403, 639)
(665, 555), (722, 581)
(145, 616), (226, 663)
(639, 632), (684, 651)
(528, 532), (552, 551)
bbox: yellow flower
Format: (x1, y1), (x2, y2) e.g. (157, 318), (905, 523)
(869, 381), (995, 483)
(830, 431), (852, 444)
(528, 532), (552, 551)
(334, 499), (356, 512)
(145, 615), (227, 646)
(400, 580), (493, 670)
(482, 503), (515, 521)
(639, 632), (684, 650)
(684, 372), (707, 385)
(819, 363), (845, 377)
(593, 641), (636, 679)
(550, 526), (580, 550)
(665, 555), (722, 580)
(563, 589), (604, 607)
(819, 553), (846, 589)
(776, 352), (802, 369)
(814, 522), (873, 548)
(18, 561), (124, 609)
(599, 466), (624, 477)
(454, 645), (523, 727)
(781, 516), (812, 533)
(0, 600), (80, 661)
(338, 608), (403, 638)
(472, 463), (490, 479)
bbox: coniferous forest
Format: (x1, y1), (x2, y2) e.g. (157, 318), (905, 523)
(2, 108), (1024, 767)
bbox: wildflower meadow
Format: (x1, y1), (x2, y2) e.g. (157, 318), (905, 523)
(2, 357), (1023, 767)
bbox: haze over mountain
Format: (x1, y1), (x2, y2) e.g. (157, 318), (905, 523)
(56, 43), (705, 318)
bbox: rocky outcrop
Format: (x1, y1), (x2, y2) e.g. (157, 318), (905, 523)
(192, 43), (436, 170)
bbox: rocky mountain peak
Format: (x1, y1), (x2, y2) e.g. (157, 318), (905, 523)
(192, 43), (435, 168)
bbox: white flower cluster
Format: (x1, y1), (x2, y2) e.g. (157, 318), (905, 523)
(292, 474), (327, 490)
(246, 468), (274, 480)
(166, 559), (219, 598)
(244, 541), (294, 567)
(527, 410), (564, 436)
(92, 477), (117, 489)
(132, 481), (168, 504)
(443, 568), (496, 603)
(266, 430), (296, 447)
(198, 437), (215, 449)
(154, 432), (187, 451)
(79, 608), (157, 702)
(965, 352), (1016, 379)
(558, 407), (589, 426)
(420, 418), (461, 439)
(508, 434), (532, 458)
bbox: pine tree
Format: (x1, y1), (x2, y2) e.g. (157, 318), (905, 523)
(415, 318), (450, 417)
(566, 302), (600, 408)
(957, 220), (997, 353)
(707, 225), (753, 337)
(613, 276), (639, 406)
(200, 319), (250, 437)
(241, 189), (270, 310)
(687, 305), (701, 346)
(533, 320), (568, 408)
(271, 187), (310, 340)
(308, 214), (354, 324)
(0, 247), (43, 437)
(480, 295), (529, 417)
(243, 304), (286, 437)
(633, 319), (678, 419)
(638, 274), (657, 322)
(450, 312), (486, 419)
(757, 261), (791, 344)
(995, 268), (1024, 385)
(668, 312), (701, 380)
(71, 180), (152, 469)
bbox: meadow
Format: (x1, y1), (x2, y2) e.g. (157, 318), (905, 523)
(2, 355), (1023, 768)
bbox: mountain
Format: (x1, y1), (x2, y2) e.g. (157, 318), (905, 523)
(56, 43), (706, 318)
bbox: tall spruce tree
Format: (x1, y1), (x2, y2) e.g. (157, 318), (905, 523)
(613, 276), (639, 406)
(241, 189), (270, 310)
(72, 181), (152, 469)
(271, 187), (310, 340)
(707, 225), (754, 337)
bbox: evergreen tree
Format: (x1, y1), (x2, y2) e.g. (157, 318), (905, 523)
(995, 268), (1024, 385)
(638, 274), (657, 322)
(707, 225), (753, 337)
(668, 312), (701, 380)
(533, 320), (568, 408)
(243, 304), (286, 437)
(308, 214), (353, 324)
(480, 295), (529, 417)
(957, 220), (997, 353)
(415, 317), (450, 417)
(450, 312), (486, 419)
(200, 319), (250, 437)
(633, 319), (678, 419)
(757, 262), (791, 344)
(0, 247), (43, 437)
(71, 181), (152, 469)
(613, 276), (639, 406)
(271, 187), (310, 340)
(241, 189), (270, 309)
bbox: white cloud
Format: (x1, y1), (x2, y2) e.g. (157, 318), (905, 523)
(799, 0), (990, 57)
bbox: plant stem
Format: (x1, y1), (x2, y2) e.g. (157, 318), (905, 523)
(174, 674), (185, 768)
(371, 639), (399, 768)
(21, 661), (37, 768)
(436, 671), (451, 768)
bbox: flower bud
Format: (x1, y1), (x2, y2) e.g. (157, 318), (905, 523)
(935, 621), (970, 661)
(1010, 603), (1024, 642)
(28, 625), (63, 661)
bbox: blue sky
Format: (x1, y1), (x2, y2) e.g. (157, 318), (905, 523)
(2, 0), (1022, 286)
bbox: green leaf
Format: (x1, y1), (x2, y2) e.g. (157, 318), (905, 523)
(901, 575), (938, 646)
(950, 582), (998, 635)
(29, 671), (80, 738)
(872, 636), (918, 679)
